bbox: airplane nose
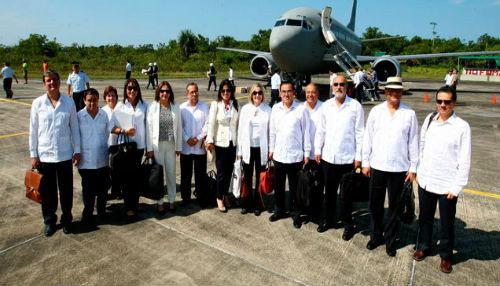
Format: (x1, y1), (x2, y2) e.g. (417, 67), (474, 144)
(269, 27), (301, 55)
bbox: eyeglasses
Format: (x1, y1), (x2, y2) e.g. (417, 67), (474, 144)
(127, 86), (138, 91)
(221, 89), (231, 93)
(159, 89), (171, 94)
(436, 99), (453, 105)
(252, 91), (263, 96)
(333, 82), (346, 87)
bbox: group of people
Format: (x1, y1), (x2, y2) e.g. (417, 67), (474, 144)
(29, 69), (470, 274)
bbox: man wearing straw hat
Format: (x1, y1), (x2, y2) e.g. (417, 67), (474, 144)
(362, 76), (419, 257)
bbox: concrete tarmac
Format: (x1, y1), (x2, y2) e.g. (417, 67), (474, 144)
(0, 75), (499, 285)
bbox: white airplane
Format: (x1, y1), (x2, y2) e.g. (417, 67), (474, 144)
(218, 0), (500, 84)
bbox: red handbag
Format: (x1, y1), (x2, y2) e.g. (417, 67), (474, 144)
(25, 169), (44, 204)
(240, 172), (250, 198)
(259, 161), (275, 195)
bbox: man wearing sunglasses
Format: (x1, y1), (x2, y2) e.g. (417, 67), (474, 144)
(413, 86), (471, 273)
(67, 61), (90, 112)
(314, 76), (364, 238)
(362, 76), (419, 257)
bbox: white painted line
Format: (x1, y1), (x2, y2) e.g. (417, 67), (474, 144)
(0, 233), (43, 255)
(408, 257), (416, 286)
(147, 218), (309, 286)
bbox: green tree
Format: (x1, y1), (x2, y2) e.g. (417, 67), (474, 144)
(178, 29), (197, 58)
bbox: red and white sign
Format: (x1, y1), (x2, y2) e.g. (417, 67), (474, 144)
(462, 68), (500, 76)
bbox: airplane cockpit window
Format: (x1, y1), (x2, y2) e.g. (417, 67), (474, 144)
(286, 19), (302, 26)
(274, 20), (286, 27)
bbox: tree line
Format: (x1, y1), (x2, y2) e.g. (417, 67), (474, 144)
(0, 28), (498, 76)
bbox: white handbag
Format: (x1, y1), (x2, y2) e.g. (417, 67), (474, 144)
(230, 159), (242, 198)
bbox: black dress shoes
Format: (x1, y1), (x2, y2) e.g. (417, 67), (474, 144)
(269, 212), (284, 222)
(240, 208), (248, 215)
(386, 245), (397, 257)
(44, 224), (56, 237)
(254, 209), (261, 216)
(293, 217), (302, 229)
(62, 223), (73, 234)
(366, 239), (383, 250)
(317, 222), (331, 233)
(342, 227), (355, 241)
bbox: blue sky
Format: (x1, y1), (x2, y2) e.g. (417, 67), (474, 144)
(1, 0), (499, 47)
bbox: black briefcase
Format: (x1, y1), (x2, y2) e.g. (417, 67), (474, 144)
(109, 134), (138, 177)
(339, 169), (369, 202)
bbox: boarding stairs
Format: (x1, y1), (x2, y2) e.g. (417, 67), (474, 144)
(321, 7), (375, 101)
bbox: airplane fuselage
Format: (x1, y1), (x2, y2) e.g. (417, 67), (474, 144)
(270, 7), (361, 74)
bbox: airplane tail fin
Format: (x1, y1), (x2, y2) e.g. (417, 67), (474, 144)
(347, 0), (357, 31)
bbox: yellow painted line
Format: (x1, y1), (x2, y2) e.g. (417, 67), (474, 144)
(0, 131), (29, 139)
(463, 189), (500, 199)
(236, 95), (248, 100)
(0, 97), (32, 107)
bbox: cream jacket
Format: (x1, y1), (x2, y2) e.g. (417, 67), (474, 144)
(206, 100), (239, 147)
(146, 101), (182, 154)
(237, 103), (271, 165)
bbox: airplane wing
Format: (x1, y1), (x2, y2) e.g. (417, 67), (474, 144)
(361, 36), (406, 43)
(216, 47), (270, 56)
(356, 50), (500, 62)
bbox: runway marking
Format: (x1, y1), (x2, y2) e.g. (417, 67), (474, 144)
(0, 234), (43, 255)
(0, 131), (29, 139)
(236, 95), (248, 100)
(0, 97), (32, 107)
(147, 218), (309, 286)
(463, 189), (500, 199)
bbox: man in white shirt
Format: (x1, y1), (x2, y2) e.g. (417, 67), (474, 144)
(269, 68), (281, 107)
(444, 69), (453, 86)
(180, 82), (210, 207)
(268, 81), (311, 226)
(30, 70), (81, 236)
(413, 86), (471, 274)
(301, 83), (323, 227)
(228, 65), (234, 88)
(328, 68), (337, 97)
(125, 59), (132, 79)
(362, 76), (418, 257)
(0, 62), (18, 98)
(67, 61), (90, 112)
(353, 67), (364, 102)
(314, 76), (364, 238)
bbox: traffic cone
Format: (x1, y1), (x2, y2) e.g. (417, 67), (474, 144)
(492, 94), (497, 104)
(424, 93), (429, 102)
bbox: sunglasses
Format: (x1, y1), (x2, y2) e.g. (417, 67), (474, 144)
(127, 86), (138, 91)
(221, 89), (231, 93)
(436, 99), (453, 105)
(333, 82), (346, 87)
(252, 91), (263, 95)
(159, 89), (171, 94)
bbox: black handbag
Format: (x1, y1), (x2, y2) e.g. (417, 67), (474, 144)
(339, 168), (370, 202)
(139, 157), (165, 200)
(398, 181), (415, 224)
(109, 133), (138, 177)
(195, 170), (217, 207)
(295, 164), (322, 209)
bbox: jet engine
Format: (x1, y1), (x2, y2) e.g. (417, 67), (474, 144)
(250, 55), (277, 78)
(371, 56), (401, 83)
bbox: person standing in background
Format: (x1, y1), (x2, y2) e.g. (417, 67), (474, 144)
(207, 63), (217, 91)
(228, 65), (235, 88)
(0, 62), (18, 98)
(67, 61), (90, 112)
(22, 59), (28, 84)
(125, 59), (132, 79)
(43, 60), (49, 72)
(153, 62), (159, 87)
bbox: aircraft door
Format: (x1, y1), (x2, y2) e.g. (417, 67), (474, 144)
(321, 7), (336, 45)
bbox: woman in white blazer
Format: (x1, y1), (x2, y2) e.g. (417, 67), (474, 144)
(146, 81), (183, 214)
(206, 79), (240, 212)
(236, 83), (271, 216)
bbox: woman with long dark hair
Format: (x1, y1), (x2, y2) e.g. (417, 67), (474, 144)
(206, 79), (239, 212)
(109, 78), (147, 217)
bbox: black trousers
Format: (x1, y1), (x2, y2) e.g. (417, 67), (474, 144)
(147, 76), (155, 89)
(269, 89), (280, 107)
(125, 71), (131, 79)
(273, 160), (302, 218)
(208, 76), (217, 91)
(354, 85), (364, 102)
(3, 78), (13, 98)
(242, 147), (265, 210)
(417, 185), (457, 260)
(122, 149), (144, 211)
(215, 142), (236, 199)
(180, 153), (207, 202)
(154, 74), (158, 86)
(369, 168), (406, 249)
(78, 167), (109, 220)
(322, 161), (353, 225)
(37, 159), (73, 226)
(72, 91), (85, 112)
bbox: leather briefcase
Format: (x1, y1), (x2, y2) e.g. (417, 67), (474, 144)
(25, 169), (44, 204)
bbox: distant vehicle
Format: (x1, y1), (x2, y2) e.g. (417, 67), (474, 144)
(218, 0), (500, 85)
